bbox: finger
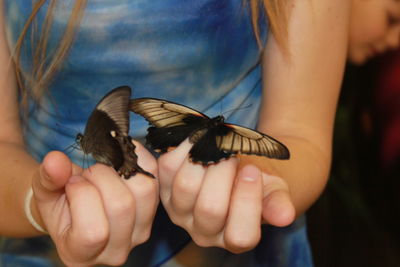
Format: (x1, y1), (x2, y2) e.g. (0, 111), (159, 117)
(158, 139), (193, 200)
(169, 159), (206, 217)
(62, 175), (109, 264)
(32, 151), (74, 202)
(82, 164), (136, 261)
(132, 140), (158, 178)
(224, 165), (263, 254)
(261, 174), (295, 227)
(129, 141), (159, 245)
(31, 151), (80, 233)
(124, 174), (159, 246)
(193, 158), (238, 236)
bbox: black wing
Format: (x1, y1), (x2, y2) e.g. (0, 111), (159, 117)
(189, 128), (231, 165)
(81, 86), (131, 158)
(80, 86), (131, 162)
(130, 98), (209, 152)
(131, 98), (290, 162)
(81, 110), (125, 167)
(215, 123), (290, 160)
(79, 86), (154, 178)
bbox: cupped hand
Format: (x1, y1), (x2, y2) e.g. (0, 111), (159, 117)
(158, 139), (295, 254)
(30, 141), (159, 267)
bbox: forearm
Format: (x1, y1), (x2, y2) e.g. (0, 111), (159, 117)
(0, 141), (41, 237)
(248, 0), (351, 217)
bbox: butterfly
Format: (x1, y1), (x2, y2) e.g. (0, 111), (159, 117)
(76, 86), (154, 179)
(130, 98), (290, 165)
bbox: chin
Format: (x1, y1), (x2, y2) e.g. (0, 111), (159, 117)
(348, 52), (368, 66)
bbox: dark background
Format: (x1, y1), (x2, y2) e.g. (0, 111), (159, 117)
(307, 51), (400, 267)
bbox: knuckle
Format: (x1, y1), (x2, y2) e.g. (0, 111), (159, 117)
(191, 234), (214, 248)
(79, 227), (109, 248)
(106, 252), (129, 266)
(107, 194), (135, 216)
(168, 213), (185, 227)
(166, 212), (192, 231)
(195, 201), (226, 221)
(143, 179), (159, 196)
(133, 178), (158, 200)
(147, 161), (158, 177)
(224, 231), (261, 254)
(173, 176), (200, 196)
(158, 154), (180, 176)
(132, 229), (152, 247)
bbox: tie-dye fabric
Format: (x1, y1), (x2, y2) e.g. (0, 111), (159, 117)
(1, 1), (313, 266)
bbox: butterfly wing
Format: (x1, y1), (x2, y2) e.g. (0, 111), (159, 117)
(95, 85), (131, 135)
(130, 98), (208, 128)
(81, 86), (131, 156)
(79, 86), (154, 178)
(130, 98), (209, 152)
(81, 110), (125, 166)
(215, 123), (290, 160)
(189, 128), (231, 165)
(131, 98), (290, 162)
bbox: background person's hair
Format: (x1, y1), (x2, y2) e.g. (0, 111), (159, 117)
(12, 0), (288, 111)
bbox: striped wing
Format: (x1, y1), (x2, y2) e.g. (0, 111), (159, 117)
(96, 86), (131, 135)
(130, 98), (208, 128)
(215, 124), (290, 160)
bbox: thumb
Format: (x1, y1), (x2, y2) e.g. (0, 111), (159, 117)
(32, 151), (74, 202)
(30, 151), (80, 233)
(261, 173), (296, 227)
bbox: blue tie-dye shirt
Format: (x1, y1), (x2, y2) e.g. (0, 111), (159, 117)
(1, 1), (313, 266)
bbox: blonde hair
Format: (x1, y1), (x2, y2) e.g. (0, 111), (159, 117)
(13, 0), (288, 109)
(250, 0), (288, 49)
(14, 0), (87, 111)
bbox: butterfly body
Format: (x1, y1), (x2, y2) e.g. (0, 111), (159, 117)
(130, 98), (290, 165)
(77, 86), (154, 178)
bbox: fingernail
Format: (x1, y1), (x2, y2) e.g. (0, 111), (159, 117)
(240, 164), (260, 182)
(242, 175), (257, 182)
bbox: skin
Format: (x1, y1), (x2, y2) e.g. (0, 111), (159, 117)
(349, 0), (400, 65)
(0, 0), (399, 266)
(159, 1), (351, 256)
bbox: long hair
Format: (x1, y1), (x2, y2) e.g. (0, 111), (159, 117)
(13, 0), (87, 111)
(13, 0), (288, 110)
(250, 0), (288, 49)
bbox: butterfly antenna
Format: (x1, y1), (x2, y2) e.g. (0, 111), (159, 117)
(83, 153), (92, 173)
(62, 143), (79, 155)
(55, 122), (81, 136)
(81, 151), (86, 169)
(222, 104), (253, 118)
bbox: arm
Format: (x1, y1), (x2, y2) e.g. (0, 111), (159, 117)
(0, 3), (159, 266)
(157, 0), (351, 253)
(253, 0), (351, 215)
(0, 0), (40, 237)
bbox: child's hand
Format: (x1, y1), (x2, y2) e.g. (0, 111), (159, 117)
(30, 141), (158, 267)
(158, 139), (295, 253)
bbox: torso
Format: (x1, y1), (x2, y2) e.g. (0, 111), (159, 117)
(1, 1), (312, 266)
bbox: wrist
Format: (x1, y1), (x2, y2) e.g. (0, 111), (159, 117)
(24, 187), (48, 234)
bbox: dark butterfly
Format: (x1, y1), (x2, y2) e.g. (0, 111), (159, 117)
(76, 86), (154, 179)
(130, 98), (290, 165)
